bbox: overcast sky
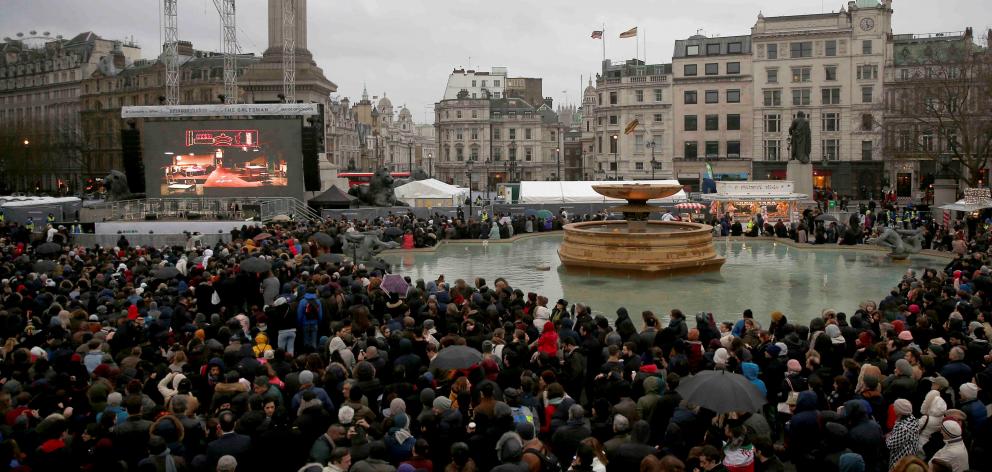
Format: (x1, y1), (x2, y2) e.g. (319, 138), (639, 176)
(2, 0), (988, 122)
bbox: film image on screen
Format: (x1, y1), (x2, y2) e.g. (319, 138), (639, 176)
(143, 119), (302, 198)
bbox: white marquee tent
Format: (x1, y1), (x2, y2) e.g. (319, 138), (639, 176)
(393, 178), (469, 207)
(518, 180), (688, 204)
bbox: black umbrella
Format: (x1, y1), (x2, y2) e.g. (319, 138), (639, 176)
(152, 267), (181, 279)
(431, 345), (483, 370)
(675, 370), (766, 414)
(383, 227), (403, 238)
(815, 214), (838, 222)
(35, 242), (61, 255)
(317, 253), (348, 264)
(310, 232), (335, 247)
(239, 257), (271, 273)
(33, 260), (58, 274)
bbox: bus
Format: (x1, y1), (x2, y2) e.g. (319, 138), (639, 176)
(337, 171), (410, 188)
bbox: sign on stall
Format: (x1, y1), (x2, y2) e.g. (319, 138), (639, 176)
(715, 181), (795, 196)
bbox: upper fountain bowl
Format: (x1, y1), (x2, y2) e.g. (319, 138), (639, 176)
(592, 183), (684, 202)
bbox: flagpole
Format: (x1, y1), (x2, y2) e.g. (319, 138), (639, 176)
(601, 23), (606, 63)
(644, 28), (647, 63)
(636, 31), (639, 61)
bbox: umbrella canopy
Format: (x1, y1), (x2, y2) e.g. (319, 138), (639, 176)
(431, 345), (483, 370)
(252, 232), (273, 242)
(381, 274), (410, 295)
(675, 202), (706, 210)
(33, 260), (58, 274)
(239, 257), (271, 273)
(383, 227), (403, 238)
(151, 266), (181, 279)
(310, 232), (335, 247)
(317, 253), (348, 265)
(35, 242), (61, 255)
(676, 370), (766, 414)
(815, 214), (838, 222)
(270, 214), (292, 222)
(535, 209), (554, 219)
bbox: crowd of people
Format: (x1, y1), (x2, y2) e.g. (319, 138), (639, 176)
(0, 205), (989, 472)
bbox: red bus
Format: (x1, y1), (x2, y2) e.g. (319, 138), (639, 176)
(337, 171), (410, 188)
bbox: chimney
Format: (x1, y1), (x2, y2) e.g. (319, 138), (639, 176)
(543, 96), (553, 108)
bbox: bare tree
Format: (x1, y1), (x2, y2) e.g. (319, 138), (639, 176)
(884, 30), (992, 187)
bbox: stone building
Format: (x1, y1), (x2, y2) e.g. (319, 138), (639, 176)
(587, 59), (675, 181)
(0, 31), (140, 192)
(327, 96), (361, 171)
(672, 34), (754, 191)
(749, 0), (891, 197)
(414, 123), (437, 177)
(442, 67), (507, 100)
(351, 88), (416, 173)
(434, 95), (562, 189)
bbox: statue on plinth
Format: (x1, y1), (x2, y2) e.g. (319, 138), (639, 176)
(788, 112), (812, 164)
(348, 168), (407, 207)
(867, 228), (924, 258)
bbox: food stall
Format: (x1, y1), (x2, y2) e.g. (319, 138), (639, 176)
(701, 181), (809, 223)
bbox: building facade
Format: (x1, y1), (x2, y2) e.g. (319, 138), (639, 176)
(442, 67), (507, 100)
(671, 34), (754, 191)
(351, 89), (416, 173)
(0, 31), (140, 192)
(750, 0), (891, 197)
(327, 96), (361, 171)
(414, 123), (437, 177)
(434, 95), (561, 189)
(588, 59), (675, 181)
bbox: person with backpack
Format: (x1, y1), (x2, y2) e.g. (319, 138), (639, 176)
(297, 288), (324, 351)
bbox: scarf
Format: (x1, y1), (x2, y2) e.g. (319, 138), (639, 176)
(159, 447), (177, 472)
(392, 426), (412, 445)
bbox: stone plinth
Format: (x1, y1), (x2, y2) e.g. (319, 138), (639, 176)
(787, 160), (814, 202)
(557, 221), (724, 273)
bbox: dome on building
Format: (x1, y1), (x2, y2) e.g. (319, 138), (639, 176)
(583, 78), (596, 98)
(398, 106), (412, 121)
(377, 93), (393, 111)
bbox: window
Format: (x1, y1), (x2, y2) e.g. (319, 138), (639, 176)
(525, 148), (533, 161)
(767, 43), (778, 59)
(509, 128), (516, 140)
(726, 89), (741, 103)
(456, 147), (464, 161)
(471, 128), (478, 140)
(635, 90), (644, 102)
(481, 80), (487, 87)
(456, 110), (462, 118)
(764, 140), (781, 161)
(767, 68), (778, 83)
(494, 80), (500, 87)
(705, 63), (719, 75)
(861, 113), (873, 131)
(610, 91), (618, 104)
(727, 141), (741, 157)
(684, 115), (698, 131)
(609, 137), (618, 153)
(790, 41), (813, 58)
(728, 42), (743, 54)
(471, 80), (477, 87)
(822, 112), (839, 132)
(824, 65), (838, 81)
(686, 45), (699, 56)
(861, 86), (873, 103)
(492, 147), (501, 160)
(765, 113), (781, 133)
(597, 136), (602, 153)
(861, 140), (873, 160)
(727, 62), (741, 74)
(705, 141), (719, 157)
(763, 90), (782, 106)
(706, 43), (721, 55)
(684, 91), (698, 104)
(705, 115), (719, 131)
(898, 130), (913, 151)
(634, 134), (644, 148)
(825, 40), (837, 57)
(471, 110), (478, 118)
(654, 89), (663, 101)
(609, 115), (619, 125)
(456, 129), (464, 140)
(635, 162), (644, 170)
(653, 113), (664, 123)
(684, 141), (698, 159)
(493, 128), (501, 139)
(609, 162), (617, 171)
(470, 147), (479, 161)
(525, 128), (532, 139)
(822, 139), (840, 160)
(598, 93), (602, 105)
(922, 131), (935, 151)
(821, 87), (841, 105)
(705, 90), (719, 104)
(684, 64), (697, 76)
(792, 88), (811, 106)
(862, 40), (872, 55)
(791, 67), (811, 83)
(857, 64), (879, 80)
(727, 114), (741, 130)
(900, 69), (910, 80)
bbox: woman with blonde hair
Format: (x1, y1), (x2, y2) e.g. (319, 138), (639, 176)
(578, 437), (607, 472)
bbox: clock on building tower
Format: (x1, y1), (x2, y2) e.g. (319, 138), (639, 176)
(860, 17), (875, 31)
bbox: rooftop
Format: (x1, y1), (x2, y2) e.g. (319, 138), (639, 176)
(673, 34), (752, 58)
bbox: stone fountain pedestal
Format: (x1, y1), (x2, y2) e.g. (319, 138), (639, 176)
(557, 184), (725, 274)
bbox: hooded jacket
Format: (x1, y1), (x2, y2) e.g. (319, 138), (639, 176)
(636, 376), (662, 421)
(296, 293), (323, 326)
(742, 362), (767, 397)
(918, 389), (947, 447)
(844, 399), (883, 472)
(786, 391), (821, 458)
(252, 333), (272, 357)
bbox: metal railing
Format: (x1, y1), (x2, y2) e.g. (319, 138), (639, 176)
(103, 197), (321, 223)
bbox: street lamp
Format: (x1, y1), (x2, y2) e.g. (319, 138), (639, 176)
(466, 159), (474, 220)
(646, 140), (658, 180)
(427, 152), (433, 178)
(23, 139), (30, 146)
(555, 147), (561, 181)
(611, 134), (619, 181)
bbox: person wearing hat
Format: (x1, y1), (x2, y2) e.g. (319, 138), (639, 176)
(957, 382), (986, 437)
(919, 378), (950, 450)
(886, 398), (921, 469)
(929, 420), (968, 472)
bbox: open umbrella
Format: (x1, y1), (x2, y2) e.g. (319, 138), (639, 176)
(310, 232), (335, 247)
(239, 257), (271, 273)
(151, 266), (181, 279)
(253, 232), (273, 242)
(35, 242), (61, 255)
(381, 274), (409, 295)
(317, 253), (348, 265)
(270, 214), (292, 222)
(676, 370), (766, 414)
(33, 260), (58, 274)
(535, 209), (554, 220)
(431, 345), (483, 370)
(815, 214), (838, 222)
(383, 227), (404, 238)
(675, 202), (706, 210)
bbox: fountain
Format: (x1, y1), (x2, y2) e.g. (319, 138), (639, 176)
(557, 183), (725, 273)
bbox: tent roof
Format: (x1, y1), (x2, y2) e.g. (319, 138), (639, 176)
(308, 185), (355, 204)
(939, 199), (992, 212)
(518, 180), (688, 204)
(0, 197), (81, 207)
(394, 178), (468, 199)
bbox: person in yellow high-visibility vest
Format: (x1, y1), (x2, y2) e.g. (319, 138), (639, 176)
(46, 213), (55, 225)
(24, 217), (35, 232)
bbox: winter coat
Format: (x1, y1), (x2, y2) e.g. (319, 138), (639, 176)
(786, 391), (821, 460)
(296, 293), (323, 327)
(636, 376), (662, 421)
(930, 438), (969, 472)
(844, 399), (884, 472)
(742, 362), (767, 397)
(886, 415), (921, 470)
(918, 389), (947, 448)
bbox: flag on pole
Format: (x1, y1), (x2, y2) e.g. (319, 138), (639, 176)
(619, 27), (637, 38)
(590, 30), (603, 39)
(624, 119), (640, 135)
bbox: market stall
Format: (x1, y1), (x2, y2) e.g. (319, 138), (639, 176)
(701, 181), (808, 223)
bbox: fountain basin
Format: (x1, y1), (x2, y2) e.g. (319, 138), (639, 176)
(558, 220), (725, 273)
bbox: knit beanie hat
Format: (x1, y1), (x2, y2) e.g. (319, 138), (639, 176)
(298, 370), (314, 385)
(941, 420), (962, 439)
(893, 399), (912, 416)
(959, 382), (979, 401)
(433, 396), (452, 410)
(787, 359), (802, 373)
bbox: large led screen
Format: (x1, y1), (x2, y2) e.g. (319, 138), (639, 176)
(142, 119), (303, 198)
